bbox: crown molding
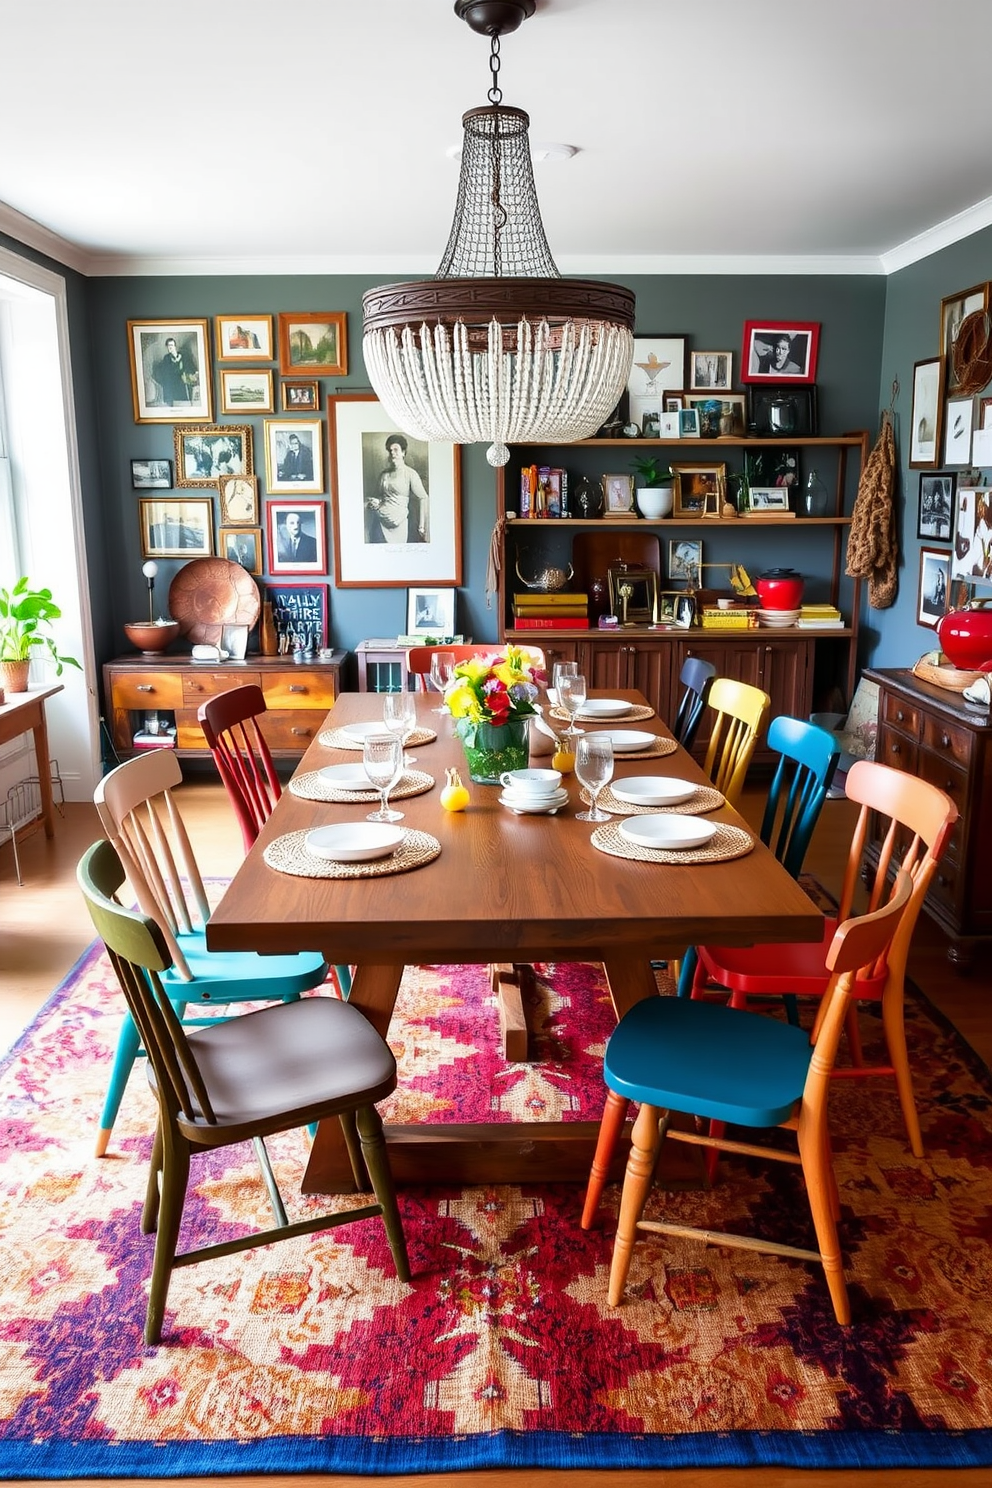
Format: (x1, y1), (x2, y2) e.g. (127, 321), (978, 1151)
(879, 193), (992, 274)
(0, 201), (91, 276)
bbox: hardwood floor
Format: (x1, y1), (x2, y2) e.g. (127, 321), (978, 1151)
(1, 779), (988, 1488)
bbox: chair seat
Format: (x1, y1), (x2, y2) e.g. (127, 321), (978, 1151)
(164, 932), (328, 1003)
(697, 917), (888, 1001)
(157, 996), (397, 1134)
(604, 996), (813, 1128)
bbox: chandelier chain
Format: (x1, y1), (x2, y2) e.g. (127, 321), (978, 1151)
(487, 33), (502, 104)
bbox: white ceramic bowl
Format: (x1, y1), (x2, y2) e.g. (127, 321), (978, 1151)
(578, 698), (632, 719)
(341, 721), (388, 743)
(305, 823), (405, 863)
(611, 775), (696, 807)
(619, 815), (717, 851)
(318, 763), (374, 791)
(590, 729), (657, 753)
(757, 607), (801, 619)
(500, 787), (569, 814)
(757, 613), (799, 628)
(500, 767), (562, 796)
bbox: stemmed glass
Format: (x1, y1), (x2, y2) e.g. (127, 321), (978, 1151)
(428, 650), (456, 714)
(574, 733), (614, 822)
(383, 690), (418, 766)
(362, 733), (405, 823)
(552, 659), (579, 700)
(556, 671), (587, 748)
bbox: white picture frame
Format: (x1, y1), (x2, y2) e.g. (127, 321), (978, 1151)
(944, 397), (974, 466)
(748, 486), (791, 511)
(407, 587), (456, 635)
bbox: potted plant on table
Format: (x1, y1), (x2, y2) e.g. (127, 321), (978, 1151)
(0, 577), (81, 697)
(629, 454), (675, 520)
(444, 645), (543, 784)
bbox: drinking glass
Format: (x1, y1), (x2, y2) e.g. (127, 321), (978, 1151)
(574, 733), (614, 822)
(383, 689), (418, 766)
(362, 732), (405, 822)
(552, 659), (579, 699)
(556, 671), (587, 746)
(428, 650), (456, 714)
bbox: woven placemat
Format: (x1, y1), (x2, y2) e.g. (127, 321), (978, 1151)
(550, 702), (655, 725)
(318, 724), (438, 751)
(590, 820), (755, 866)
(597, 735), (677, 761)
(289, 769), (435, 804)
(263, 828), (441, 879)
(582, 782), (724, 816)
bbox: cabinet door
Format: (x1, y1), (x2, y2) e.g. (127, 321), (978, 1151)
(536, 640), (580, 677)
(577, 640), (629, 691)
(672, 640), (761, 758)
(627, 641), (671, 719)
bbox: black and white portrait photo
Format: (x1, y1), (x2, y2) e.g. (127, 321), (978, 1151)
(174, 425), (252, 487)
(917, 474), (955, 541)
(362, 431), (431, 545)
(267, 500), (326, 575)
(264, 418), (323, 495)
(690, 352), (732, 391)
(128, 319), (212, 423)
(917, 547), (951, 628)
(742, 321), (819, 384)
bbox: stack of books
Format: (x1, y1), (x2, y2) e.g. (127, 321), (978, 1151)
(519, 465), (569, 518)
(512, 591), (590, 630)
(797, 603), (844, 629)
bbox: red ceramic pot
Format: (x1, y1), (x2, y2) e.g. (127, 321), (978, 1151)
(756, 568), (805, 610)
(937, 599), (992, 670)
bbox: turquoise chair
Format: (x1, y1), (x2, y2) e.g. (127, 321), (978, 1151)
(583, 873), (912, 1326)
(91, 750), (331, 1157)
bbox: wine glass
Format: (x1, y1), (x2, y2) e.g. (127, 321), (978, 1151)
(362, 732), (404, 823)
(383, 690), (417, 766)
(574, 733), (614, 823)
(552, 659), (578, 702)
(428, 650), (456, 714)
(556, 671), (587, 747)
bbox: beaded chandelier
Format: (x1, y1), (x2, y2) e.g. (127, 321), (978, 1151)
(362, 0), (635, 468)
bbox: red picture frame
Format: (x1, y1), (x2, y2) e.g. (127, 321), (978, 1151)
(740, 320), (820, 384)
(266, 499), (327, 576)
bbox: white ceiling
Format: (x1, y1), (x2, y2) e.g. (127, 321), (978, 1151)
(3, 0), (992, 277)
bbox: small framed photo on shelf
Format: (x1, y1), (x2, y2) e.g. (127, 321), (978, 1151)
(668, 538), (703, 590)
(174, 425), (252, 486)
(601, 472), (635, 516)
(672, 462), (726, 518)
(664, 393), (685, 412)
(607, 566), (658, 625)
(138, 497), (213, 559)
(741, 321), (820, 383)
(220, 526), (263, 575)
(917, 547), (951, 628)
(951, 485), (992, 581)
(749, 486), (791, 512)
(684, 393), (747, 438)
(215, 315), (274, 361)
(281, 379), (320, 413)
(407, 587), (456, 636)
(659, 411), (681, 439)
(917, 473), (955, 541)
(689, 351), (733, 391)
(218, 473), (258, 526)
(278, 311), (348, 376)
(130, 458), (172, 489)
(679, 408), (701, 438)
(267, 499), (327, 575)
(264, 418), (324, 495)
(909, 357), (943, 468)
(639, 403), (662, 439)
(940, 284), (989, 393)
(944, 397), (974, 466)
(220, 367), (273, 414)
(746, 384), (819, 437)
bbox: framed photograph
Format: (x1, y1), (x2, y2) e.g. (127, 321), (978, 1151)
(917, 473), (955, 540)
(659, 411), (681, 439)
(220, 526), (262, 575)
(679, 408), (701, 438)
(264, 418), (324, 495)
(627, 336), (687, 432)
(672, 462), (726, 518)
(219, 368), (273, 414)
(684, 392), (747, 438)
(664, 394), (685, 412)
(138, 497), (213, 558)
(130, 458), (172, 489)
(941, 284), (988, 393)
(909, 357), (943, 468)
(744, 447), (800, 491)
(668, 537), (703, 589)
(746, 384), (819, 437)
(266, 499), (327, 575)
(215, 316), (274, 361)
(267, 582), (329, 651)
(278, 312), (348, 376)
(917, 547), (951, 628)
(281, 379), (320, 413)
(741, 320), (820, 384)
(127, 318), (212, 423)
(601, 473), (634, 515)
(952, 486), (992, 581)
(749, 486), (791, 512)
(944, 396), (974, 466)
(607, 565), (658, 625)
(407, 587), (456, 635)
(689, 351), (733, 391)
(673, 593), (696, 628)
(638, 402), (662, 439)
(328, 392), (462, 588)
(217, 473), (258, 526)
(980, 396), (992, 431)
(174, 425), (252, 486)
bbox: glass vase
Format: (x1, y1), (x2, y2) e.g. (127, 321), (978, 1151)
(456, 716), (530, 784)
(803, 470), (829, 517)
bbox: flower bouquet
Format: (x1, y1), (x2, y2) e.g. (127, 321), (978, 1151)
(445, 646), (545, 783)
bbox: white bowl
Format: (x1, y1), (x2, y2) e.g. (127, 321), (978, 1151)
(341, 721), (387, 743)
(589, 729), (657, 753)
(318, 763), (374, 791)
(619, 815), (717, 851)
(500, 789), (569, 815)
(757, 614), (799, 628)
(577, 698), (632, 719)
(758, 607), (801, 619)
(305, 823), (405, 863)
(612, 775), (696, 807)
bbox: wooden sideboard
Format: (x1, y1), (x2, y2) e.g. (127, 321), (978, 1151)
(864, 666), (992, 967)
(103, 652), (346, 760)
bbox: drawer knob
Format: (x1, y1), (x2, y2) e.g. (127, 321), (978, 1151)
(289, 684), (306, 693)
(945, 779), (955, 792)
(937, 873), (950, 887)
(890, 742), (901, 755)
(136, 684), (153, 693)
(941, 733), (951, 749)
(895, 709), (905, 722)
(291, 727), (311, 736)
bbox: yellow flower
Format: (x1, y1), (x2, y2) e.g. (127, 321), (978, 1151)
(445, 682), (477, 720)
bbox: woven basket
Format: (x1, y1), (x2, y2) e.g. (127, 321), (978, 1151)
(912, 653), (983, 693)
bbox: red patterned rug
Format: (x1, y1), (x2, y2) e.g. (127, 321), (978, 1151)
(3, 944), (992, 1476)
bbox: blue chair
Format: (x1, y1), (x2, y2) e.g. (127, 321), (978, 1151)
(584, 873), (912, 1326)
(91, 750), (331, 1157)
(671, 656), (716, 750)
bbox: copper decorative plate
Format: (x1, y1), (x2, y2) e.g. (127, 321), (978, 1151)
(168, 557), (260, 644)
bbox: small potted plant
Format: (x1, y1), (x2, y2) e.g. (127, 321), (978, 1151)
(0, 577), (81, 696)
(629, 454), (675, 520)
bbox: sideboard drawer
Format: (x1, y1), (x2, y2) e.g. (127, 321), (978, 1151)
(921, 714), (974, 768)
(182, 670), (261, 705)
(917, 751), (970, 816)
(261, 670), (338, 710)
(257, 711), (325, 751)
(877, 725), (918, 774)
(110, 672), (184, 709)
(881, 693), (920, 738)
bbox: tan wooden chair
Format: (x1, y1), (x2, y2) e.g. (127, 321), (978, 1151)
(701, 676), (771, 808)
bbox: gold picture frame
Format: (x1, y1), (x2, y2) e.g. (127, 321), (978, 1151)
(607, 565), (658, 625)
(217, 474), (258, 526)
(601, 472), (635, 517)
(672, 462), (726, 518)
(278, 312), (348, 376)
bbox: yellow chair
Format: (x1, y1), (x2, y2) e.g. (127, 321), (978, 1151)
(702, 676), (771, 807)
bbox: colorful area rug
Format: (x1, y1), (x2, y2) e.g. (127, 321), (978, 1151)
(4, 941), (992, 1477)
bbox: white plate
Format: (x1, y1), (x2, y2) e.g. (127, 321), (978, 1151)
(589, 729), (657, 753)
(619, 814), (717, 851)
(501, 785), (569, 807)
(305, 823), (405, 863)
(500, 790), (568, 815)
(341, 721), (388, 743)
(612, 775), (696, 807)
(318, 763), (373, 791)
(578, 698), (632, 719)
(757, 615), (799, 628)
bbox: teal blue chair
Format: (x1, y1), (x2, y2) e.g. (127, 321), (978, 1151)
(582, 873), (912, 1327)
(91, 750), (331, 1157)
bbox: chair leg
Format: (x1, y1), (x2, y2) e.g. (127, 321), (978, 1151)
(253, 1136), (289, 1228)
(144, 1131), (190, 1346)
(329, 964), (353, 999)
(96, 1013), (143, 1156)
(881, 993), (925, 1158)
(705, 1120), (726, 1184)
(844, 1003), (864, 1066)
(338, 1108), (371, 1191)
(142, 1122), (164, 1234)
(608, 1103), (666, 1306)
(581, 1088), (629, 1229)
(797, 1123), (850, 1326)
(677, 947), (699, 998)
(356, 1104), (410, 1283)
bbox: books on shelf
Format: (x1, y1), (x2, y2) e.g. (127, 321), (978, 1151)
(514, 615), (590, 630)
(796, 618), (845, 629)
(797, 603), (843, 629)
(132, 730), (176, 749)
(700, 609), (757, 630)
(519, 465), (569, 518)
(513, 591), (588, 607)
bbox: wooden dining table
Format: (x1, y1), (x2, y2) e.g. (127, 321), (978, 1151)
(207, 689), (823, 1192)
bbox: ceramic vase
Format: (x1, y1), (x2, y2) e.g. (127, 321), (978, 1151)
(456, 716), (530, 784)
(635, 486), (674, 520)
